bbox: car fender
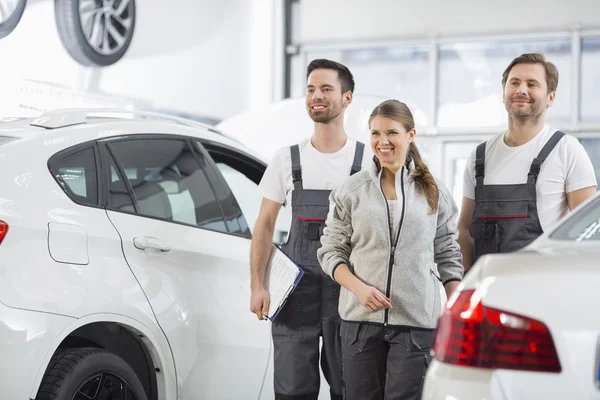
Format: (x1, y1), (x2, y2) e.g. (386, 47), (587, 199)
(29, 312), (178, 400)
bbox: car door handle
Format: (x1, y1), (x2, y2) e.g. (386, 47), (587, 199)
(133, 237), (171, 252)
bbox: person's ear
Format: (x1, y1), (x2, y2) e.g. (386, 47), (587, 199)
(408, 128), (416, 142)
(343, 91), (353, 107)
(546, 91), (556, 108)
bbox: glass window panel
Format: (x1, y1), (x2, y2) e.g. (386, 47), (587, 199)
(438, 39), (572, 128)
(54, 147), (98, 206)
(551, 196), (600, 241)
(109, 139), (228, 233)
(580, 138), (600, 191)
(581, 36), (600, 122)
(304, 46), (431, 125)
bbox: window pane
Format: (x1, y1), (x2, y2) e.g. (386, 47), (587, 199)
(438, 39), (572, 127)
(581, 36), (600, 122)
(305, 46), (431, 125)
(109, 139), (227, 232)
(551, 197), (600, 241)
(54, 147), (98, 206)
(215, 162), (292, 244)
(580, 139), (600, 191)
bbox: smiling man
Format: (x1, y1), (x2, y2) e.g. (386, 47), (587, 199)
(249, 59), (371, 400)
(458, 53), (597, 271)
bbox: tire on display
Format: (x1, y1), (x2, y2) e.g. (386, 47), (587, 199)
(0, 0), (27, 39)
(55, 0), (136, 67)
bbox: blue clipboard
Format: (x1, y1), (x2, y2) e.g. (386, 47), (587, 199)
(266, 245), (305, 322)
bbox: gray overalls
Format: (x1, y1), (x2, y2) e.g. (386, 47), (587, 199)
(470, 131), (565, 262)
(272, 141), (364, 400)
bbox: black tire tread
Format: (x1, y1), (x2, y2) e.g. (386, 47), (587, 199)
(36, 347), (113, 400)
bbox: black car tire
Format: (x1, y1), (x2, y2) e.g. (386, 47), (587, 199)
(54, 0), (136, 67)
(0, 0), (27, 39)
(36, 347), (148, 400)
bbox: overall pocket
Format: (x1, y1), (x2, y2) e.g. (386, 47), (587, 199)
(299, 216), (326, 266)
(472, 201), (528, 259)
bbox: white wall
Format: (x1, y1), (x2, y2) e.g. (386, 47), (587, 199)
(300, 0), (600, 43)
(0, 0), (280, 120)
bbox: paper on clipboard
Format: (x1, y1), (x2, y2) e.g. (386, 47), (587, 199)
(264, 244), (304, 321)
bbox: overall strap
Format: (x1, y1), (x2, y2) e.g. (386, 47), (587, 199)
(290, 145), (303, 190)
(350, 141), (365, 176)
(527, 131), (566, 184)
(475, 141), (487, 187)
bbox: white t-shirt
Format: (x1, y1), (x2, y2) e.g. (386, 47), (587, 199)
(463, 125), (597, 231)
(259, 137), (373, 207)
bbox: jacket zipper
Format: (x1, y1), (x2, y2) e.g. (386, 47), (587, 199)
(380, 167), (406, 326)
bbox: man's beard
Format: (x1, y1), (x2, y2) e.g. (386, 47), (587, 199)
(309, 105), (341, 123)
(506, 98), (545, 125)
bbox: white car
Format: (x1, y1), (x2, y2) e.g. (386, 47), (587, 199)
(423, 192), (600, 399)
(0, 109), (281, 400)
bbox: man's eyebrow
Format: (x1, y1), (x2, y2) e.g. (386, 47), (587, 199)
(509, 77), (541, 83)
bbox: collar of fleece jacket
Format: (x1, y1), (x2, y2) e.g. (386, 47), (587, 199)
(369, 155), (416, 183)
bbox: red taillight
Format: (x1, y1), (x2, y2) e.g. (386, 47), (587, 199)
(0, 221), (7, 245)
(432, 289), (561, 373)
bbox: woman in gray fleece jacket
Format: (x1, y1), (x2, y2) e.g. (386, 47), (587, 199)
(317, 100), (463, 400)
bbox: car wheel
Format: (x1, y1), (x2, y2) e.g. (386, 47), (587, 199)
(0, 0), (26, 39)
(55, 0), (136, 67)
(36, 347), (148, 400)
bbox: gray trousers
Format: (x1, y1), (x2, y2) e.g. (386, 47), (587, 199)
(340, 322), (433, 400)
(272, 269), (343, 400)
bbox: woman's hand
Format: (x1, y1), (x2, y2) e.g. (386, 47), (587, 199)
(355, 283), (392, 312)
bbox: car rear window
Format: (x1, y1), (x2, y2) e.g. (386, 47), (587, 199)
(0, 136), (17, 146)
(550, 195), (600, 241)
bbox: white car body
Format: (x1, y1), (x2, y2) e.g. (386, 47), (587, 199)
(0, 110), (278, 400)
(423, 192), (600, 400)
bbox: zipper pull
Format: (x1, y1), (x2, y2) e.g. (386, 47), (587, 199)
(390, 246), (395, 265)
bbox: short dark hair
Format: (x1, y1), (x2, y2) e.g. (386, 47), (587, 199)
(306, 59), (355, 94)
(502, 53), (559, 93)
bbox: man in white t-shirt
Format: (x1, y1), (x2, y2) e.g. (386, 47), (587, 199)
(249, 59), (371, 400)
(459, 53), (597, 271)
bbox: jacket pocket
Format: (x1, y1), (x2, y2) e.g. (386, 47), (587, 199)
(430, 269), (442, 323)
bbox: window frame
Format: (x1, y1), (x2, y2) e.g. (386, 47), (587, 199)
(196, 139), (267, 240)
(47, 140), (104, 208)
(298, 29), (600, 133)
(98, 134), (235, 235)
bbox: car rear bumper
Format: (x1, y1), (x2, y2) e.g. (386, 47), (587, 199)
(0, 300), (74, 399)
(422, 360), (495, 400)
(423, 360), (600, 400)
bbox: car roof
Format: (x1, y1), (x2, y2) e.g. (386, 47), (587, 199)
(0, 109), (265, 162)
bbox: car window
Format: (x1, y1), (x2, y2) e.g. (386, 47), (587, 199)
(50, 147), (98, 206)
(550, 196), (600, 241)
(107, 138), (228, 233)
(203, 142), (291, 244)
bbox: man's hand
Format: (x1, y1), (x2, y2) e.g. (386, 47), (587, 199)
(250, 288), (271, 320)
(250, 198), (281, 321)
(355, 284), (392, 313)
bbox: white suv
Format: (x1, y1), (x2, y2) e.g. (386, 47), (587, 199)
(0, 109), (278, 400)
